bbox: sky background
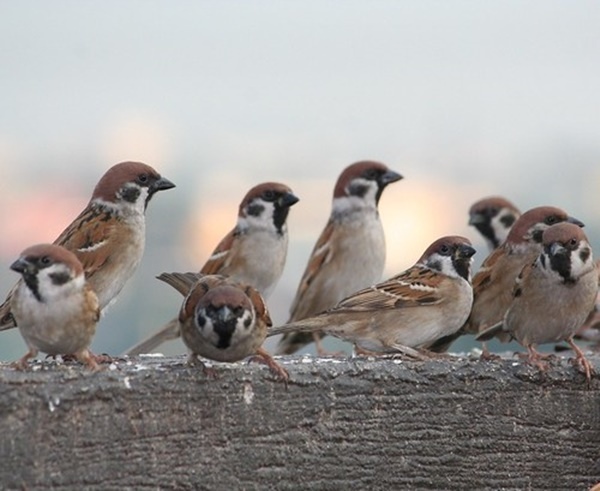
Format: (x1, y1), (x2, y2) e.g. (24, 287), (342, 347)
(1, 1), (599, 360)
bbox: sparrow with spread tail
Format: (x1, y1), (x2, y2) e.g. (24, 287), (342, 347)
(459, 206), (584, 356)
(275, 161), (402, 356)
(125, 182), (298, 356)
(268, 236), (475, 357)
(477, 223), (598, 383)
(0, 161), (175, 332)
(157, 272), (288, 381)
(468, 196), (521, 252)
(9, 244), (100, 370)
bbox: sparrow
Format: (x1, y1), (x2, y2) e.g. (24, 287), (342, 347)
(275, 160), (402, 355)
(477, 223), (598, 383)
(125, 182), (299, 356)
(457, 206), (584, 355)
(268, 236), (476, 357)
(0, 161), (175, 331)
(157, 272), (288, 381)
(468, 196), (521, 252)
(9, 244), (100, 370)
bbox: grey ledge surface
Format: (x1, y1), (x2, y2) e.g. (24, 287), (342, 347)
(0, 353), (599, 490)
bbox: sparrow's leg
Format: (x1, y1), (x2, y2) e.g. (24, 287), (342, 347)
(524, 344), (551, 373)
(312, 332), (345, 357)
(12, 348), (37, 370)
(76, 349), (101, 371)
(566, 337), (594, 387)
(187, 353), (218, 378)
(478, 342), (502, 361)
(249, 347), (289, 385)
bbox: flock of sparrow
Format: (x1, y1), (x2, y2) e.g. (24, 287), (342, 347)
(1, 160), (599, 385)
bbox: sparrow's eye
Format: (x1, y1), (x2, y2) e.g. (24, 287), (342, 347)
(363, 168), (379, 180)
(569, 238), (578, 247)
(40, 256), (52, 266)
(489, 207), (498, 215)
(545, 215), (558, 225)
(440, 244), (451, 255)
(137, 173), (149, 184)
(233, 306), (245, 317)
(262, 190), (276, 201)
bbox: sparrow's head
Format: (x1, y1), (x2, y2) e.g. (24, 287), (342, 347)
(334, 160), (402, 206)
(507, 206), (584, 246)
(540, 223), (594, 283)
(91, 161), (175, 213)
(10, 244), (85, 303)
(192, 284), (257, 350)
(238, 182), (299, 235)
(419, 236), (476, 281)
(469, 196), (521, 249)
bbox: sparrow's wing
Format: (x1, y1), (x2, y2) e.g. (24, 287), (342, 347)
(200, 228), (237, 275)
(287, 220), (335, 318)
(333, 265), (444, 313)
(54, 207), (118, 279)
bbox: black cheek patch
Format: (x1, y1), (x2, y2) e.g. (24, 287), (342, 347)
(348, 183), (368, 198)
(247, 203), (265, 217)
(196, 313), (206, 328)
(121, 186), (141, 203)
(500, 214), (516, 228)
(49, 272), (71, 286)
(244, 316), (252, 329)
(531, 229), (544, 243)
(580, 248), (591, 264)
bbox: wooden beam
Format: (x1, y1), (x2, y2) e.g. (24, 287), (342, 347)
(0, 355), (598, 489)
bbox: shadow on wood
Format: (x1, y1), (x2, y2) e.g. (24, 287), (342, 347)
(0, 354), (599, 490)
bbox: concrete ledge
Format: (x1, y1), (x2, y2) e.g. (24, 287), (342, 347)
(0, 354), (599, 490)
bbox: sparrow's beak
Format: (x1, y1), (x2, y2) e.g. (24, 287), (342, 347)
(10, 258), (34, 275)
(456, 244), (477, 259)
(151, 176), (176, 193)
(213, 305), (234, 323)
(379, 170), (403, 187)
(566, 216), (585, 228)
(279, 192), (299, 208)
(549, 243), (567, 256)
(468, 213), (486, 226)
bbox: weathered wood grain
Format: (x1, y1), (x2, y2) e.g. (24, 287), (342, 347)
(0, 354), (599, 490)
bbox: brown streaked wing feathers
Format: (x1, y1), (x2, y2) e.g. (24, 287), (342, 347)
(54, 207), (116, 279)
(471, 246), (505, 292)
(333, 266), (443, 313)
(244, 285), (272, 327)
(200, 229), (236, 274)
(289, 221), (335, 315)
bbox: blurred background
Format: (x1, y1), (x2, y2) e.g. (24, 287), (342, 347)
(1, 1), (599, 360)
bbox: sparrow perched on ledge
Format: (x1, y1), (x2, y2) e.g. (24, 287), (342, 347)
(468, 196), (521, 252)
(269, 236), (475, 358)
(275, 160), (402, 356)
(461, 206), (584, 355)
(157, 272), (287, 381)
(9, 244), (100, 370)
(125, 182), (299, 356)
(0, 161), (175, 331)
(477, 223), (598, 383)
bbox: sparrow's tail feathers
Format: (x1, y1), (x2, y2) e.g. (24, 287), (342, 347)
(156, 272), (203, 296)
(124, 318), (180, 356)
(475, 321), (505, 342)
